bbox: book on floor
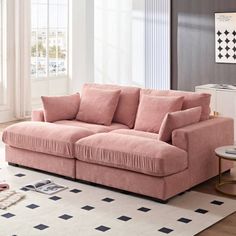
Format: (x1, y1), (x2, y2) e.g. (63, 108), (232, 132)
(24, 179), (67, 195)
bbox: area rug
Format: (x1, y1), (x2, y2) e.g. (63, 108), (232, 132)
(0, 147), (236, 235)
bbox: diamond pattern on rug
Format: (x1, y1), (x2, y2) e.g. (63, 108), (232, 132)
(211, 200), (224, 205)
(0, 162), (236, 236)
(58, 214), (73, 220)
(137, 207), (151, 212)
(81, 205), (94, 211)
(195, 208), (209, 214)
(117, 215), (132, 221)
(102, 197), (114, 202)
(1, 213), (15, 218)
(26, 204), (39, 209)
(70, 188), (82, 193)
(14, 173), (25, 177)
(177, 217), (192, 224)
(34, 224), (49, 230)
(158, 227), (173, 234)
(95, 225), (110, 232)
(49, 196), (61, 201)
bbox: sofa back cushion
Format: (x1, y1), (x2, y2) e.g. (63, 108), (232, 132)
(159, 106), (202, 142)
(41, 93), (80, 122)
(134, 95), (184, 133)
(76, 87), (121, 126)
(141, 89), (211, 121)
(83, 83), (140, 128)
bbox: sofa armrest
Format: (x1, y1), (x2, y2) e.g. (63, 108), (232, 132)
(172, 117), (234, 186)
(172, 117), (234, 152)
(31, 109), (45, 122)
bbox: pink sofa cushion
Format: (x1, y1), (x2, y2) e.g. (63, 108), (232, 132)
(134, 95), (184, 133)
(141, 89), (211, 121)
(2, 121), (94, 158)
(41, 93), (80, 122)
(54, 120), (129, 133)
(111, 129), (158, 139)
(159, 106), (202, 142)
(75, 133), (188, 177)
(83, 83), (140, 128)
(76, 87), (121, 126)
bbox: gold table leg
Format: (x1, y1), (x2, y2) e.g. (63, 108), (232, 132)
(215, 155), (236, 197)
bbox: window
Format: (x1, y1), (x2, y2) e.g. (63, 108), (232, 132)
(31, 0), (69, 79)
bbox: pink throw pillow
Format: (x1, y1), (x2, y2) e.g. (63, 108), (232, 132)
(83, 83), (140, 128)
(41, 93), (80, 122)
(141, 89), (211, 121)
(159, 106), (202, 142)
(134, 95), (184, 133)
(76, 88), (121, 126)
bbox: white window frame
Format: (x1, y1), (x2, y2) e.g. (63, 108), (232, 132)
(31, 0), (70, 108)
(31, 0), (70, 81)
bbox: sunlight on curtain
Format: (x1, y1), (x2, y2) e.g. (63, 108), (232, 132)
(94, 0), (134, 86)
(0, 0), (6, 107)
(0, 0), (3, 105)
(14, 0), (32, 118)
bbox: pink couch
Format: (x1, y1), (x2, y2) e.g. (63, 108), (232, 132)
(2, 83), (234, 201)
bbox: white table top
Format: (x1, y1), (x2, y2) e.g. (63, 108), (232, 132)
(215, 146), (236, 160)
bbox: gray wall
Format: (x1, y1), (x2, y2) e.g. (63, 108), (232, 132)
(172, 0), (236, 91)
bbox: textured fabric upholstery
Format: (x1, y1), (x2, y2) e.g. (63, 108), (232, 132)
(31, 109), (45, 122)
(54, 120), (129, 133)
(2, 121), (94, 158)
(159, 106), (202, 142)
(76, 88), (121, 125)
(134, 95), (184, 133)
(41, 93), (80, 122)
(111, 129), (158, 139)
(83, 83), (140, 128)
(75, 133), (188, 177)
(141, 89), (211, 121)
(172, 117), (234, 186)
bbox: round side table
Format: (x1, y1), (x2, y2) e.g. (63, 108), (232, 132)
(215, 146), (236, 197)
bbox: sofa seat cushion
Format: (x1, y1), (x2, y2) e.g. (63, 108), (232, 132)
(54, 120), (129, 133)
(75, 133), (188, 177)
(2, 121), (94, 158)
(111, 129), (158, 139)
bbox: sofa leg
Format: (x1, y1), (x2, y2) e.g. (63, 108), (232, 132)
(222, 169), (231, 174)
(8, 162), (19, 167)
(156, 199), (168, 204)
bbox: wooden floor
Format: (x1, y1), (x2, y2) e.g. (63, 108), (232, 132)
(0, 121), (235, 236)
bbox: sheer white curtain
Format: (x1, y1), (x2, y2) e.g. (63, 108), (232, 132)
(14, 0), (31, 118)
(93, 0), (171, 89)
(94, 0), (135, 86)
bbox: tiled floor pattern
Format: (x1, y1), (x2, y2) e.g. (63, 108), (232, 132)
(0, 144), (236, 235)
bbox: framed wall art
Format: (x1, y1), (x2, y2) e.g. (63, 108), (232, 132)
(215, 13), (236, 63)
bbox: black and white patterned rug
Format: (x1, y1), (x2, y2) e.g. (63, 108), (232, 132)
(0, 143), (236, 236)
